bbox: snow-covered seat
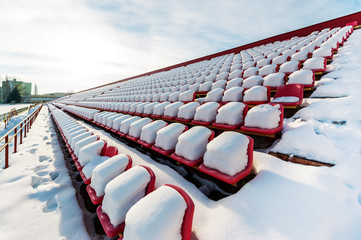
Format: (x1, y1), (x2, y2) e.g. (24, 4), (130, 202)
(221, 86), (244, 103)
(287, 69), (315, 88)
(87, 154), (132, 205)
(72, 134), (99, 161)
(271, 55), (288, 65)
(256, 58), (270, 68)
(258, 64), (278, 76)
(211, 80), (227, 90)
(192, 102), (220, 126)
(242, 75), (264, 89)
(138, 120), (168, 147)
(242, 67), (259, 78)
(199, 132), (254, 184)
(241, 103), (284, 134)
(163, 102), (184, 120)
(188, 83), (201, 92)
(205, 88), (224, 102)
(160, 92), (171, 102)
(263, 72), (286, 89)
(178, 90), (195, 103)
(198, 81), (213, 92)
(126, 118), (153, 141)
(171, 126), (214, 166)
(121, 184), (194, 240)
(169, 92), (181, 102)
(302, 57), (327, 72)
(105, 114), (123, 130)
(228, 69), (243, 79)
(134, 102), (148, 115)
(118, 116), (141, 137)
(312, 46), (333, 59)
(271, 84), (303, 106)
(97, 165), (156, 237)
(212, 102), (248, 129)
(112, 115), (132, 133)
(226, 78), (243, 89)
(242, 61), (255, 70)
(243, 86), (270, 104)
(290, 51), (311, 62)
(278, 61), (301, 75)
(151, 123), (188, 155)
(151, 102), (171, 117)
(216, 72), (228, 81)
(69, 131), (93, 153)
(142, 102), (159, 116)
(175, 102), (200, 122)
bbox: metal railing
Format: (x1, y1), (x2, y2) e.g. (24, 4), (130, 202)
(0, 104), (43, 169)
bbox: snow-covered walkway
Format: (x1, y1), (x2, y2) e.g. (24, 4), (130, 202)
(0, 107), (89, 240)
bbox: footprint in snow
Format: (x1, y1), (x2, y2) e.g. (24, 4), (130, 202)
(36, 170), (49, 177)
(43, 136), (48, 140)
(32, 144), (39, 147)
(42, 197), (58, 213)
(33, 165), (47, 172)
(30, 176), (49, 189)
(39, 155), (51, 162)
(28, 148), (37, 154)
(49, 171), (59, 181)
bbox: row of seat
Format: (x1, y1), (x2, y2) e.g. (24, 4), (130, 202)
(48, 104), (195, 239)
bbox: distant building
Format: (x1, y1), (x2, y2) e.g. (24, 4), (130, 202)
(0, 76), (32, 102)
(23, 92), (71, 103)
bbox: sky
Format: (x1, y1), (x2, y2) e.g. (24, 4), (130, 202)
(0, 0), (360, 94)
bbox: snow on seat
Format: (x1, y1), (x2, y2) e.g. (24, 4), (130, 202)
(242, 61), (255, 70)
(105, 114), (123, 130)
(178, 90), (195, 103)
(256, 58), (270, 68)
(160, 92), (171, 102)
(198, 81), (213, 92)
(271, 84), (303, 106)
(87, 154), (132, 205)
(76, 139), (106, 171)
(118, 116), (141, 137)
(291, 51), (311, 62)
(175, 102), (200, 122)
(171, 126), (214, 166)
(72, 134), (99, 161)
(211, 80), (227, 90)
(199, 132), (254, 184)
(287, 69), (315, 88)
(312, 46), (333, 59)
(121, 184), (194, 240)
(243, 86), (270, 104)
(142, 102), (159, 116)
(212, 102), (248, 129)
(242, 67), (259, 78)
(302, 57), (327, 72)
(278, 61), (301, 75)
(138, 120), (168, 147)
(69, 131), (93, 152)
(226, 78), (243, 89)
(263, 72), (286, 89)
(97, 165), (156, 237)
(242, 75), (264, 89)
(258, 64), (278, 76)
(205, 88), (224, 102)
(228, 69), (243, 79)
(216, 72), (228, 81)
(152, 123), (188, 155)
(151, 102), (171, 117)
(126, 118), (153, 141)
(221, 86), (244, 103)
(241, 103), (284, 134)
(169, 92), (181, 102)
(271, 55), (288, 65)
(192, 102), (220, 125)
(134, 102), (148, 115)
(112, 115), (132, 133)
(163, 102), (184, 120)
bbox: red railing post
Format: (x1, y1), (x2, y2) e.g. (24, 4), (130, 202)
(14, 127), (17, 153)
(5, 135), (9, 168)
(20, 123), (23, 144)
(24, 122), (27, 138)
(27, 121), (29, 132)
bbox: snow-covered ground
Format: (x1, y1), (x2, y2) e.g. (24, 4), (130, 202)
(0, 104), (31, 115)
(1, 32), (361, 240)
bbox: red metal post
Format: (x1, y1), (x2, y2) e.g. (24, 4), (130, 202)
(14, 127), (17, 153)
(5, 135), (9, 168)
(20, 123), (23, 144)
(24, 122), (27, 138)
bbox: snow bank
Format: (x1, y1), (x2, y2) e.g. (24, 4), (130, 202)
(243, 86), (268, 102)
(215, 102), (246, 125)
(155, 123), (186, 151)
(90, 154), (130, 197)
(139, 120), (167, 144)
(203, 132), (249, 176)
(193, 102), (220, 122)
(102, 166), (151, 226)
(123, 186), (186, 240)
(244, 104), (281, 129)
(175, 126), (212, 161)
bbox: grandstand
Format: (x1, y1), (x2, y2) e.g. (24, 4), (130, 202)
(45, 11), (361, 240)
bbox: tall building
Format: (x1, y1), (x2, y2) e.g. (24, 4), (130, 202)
(0, 76), (32, 102)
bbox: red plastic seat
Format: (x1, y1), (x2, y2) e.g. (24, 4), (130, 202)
(199, 136), (254, 184)
(86, 154), (132, 205)
(241, 104), (284, 134)
(212, 104), (248, 130)
(96, 165), (156, 237)
(151, 125), (188, 156)
(272, 84), (303, 106)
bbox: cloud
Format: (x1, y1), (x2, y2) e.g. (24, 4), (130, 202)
(0, 0), (360, 94)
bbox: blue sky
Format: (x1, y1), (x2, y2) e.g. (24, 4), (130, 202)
(0, 0), (360, 94)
